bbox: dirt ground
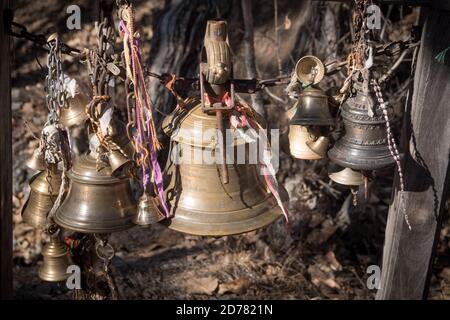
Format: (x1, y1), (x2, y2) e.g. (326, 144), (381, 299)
(9, 0), (450, 300)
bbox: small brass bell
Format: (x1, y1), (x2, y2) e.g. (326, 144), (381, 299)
(289, 87), (334, 126)
(295, 55), (325, 85)
(54, 154), (136, 233)
(329, 167), (364, 186)
(22, 168), (62, 229)
(60, 92), (89, 128)
(288, 125), (322, 160)
(108, 149), (132, 175)
(39, 235), (73, 282)
(107, 119), (134, 159)
(306, 136), (330, 159)
(163, 101), (287, 236)
(133, 195), (165, 226)
(26, 148), (46, 171)
(328, 81), (395, 170)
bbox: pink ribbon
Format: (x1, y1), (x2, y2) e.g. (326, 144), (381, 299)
(120, 20), (170, 217)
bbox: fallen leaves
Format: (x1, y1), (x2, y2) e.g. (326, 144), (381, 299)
(218, 277), (250, 295)
(185, 276), (219, 295)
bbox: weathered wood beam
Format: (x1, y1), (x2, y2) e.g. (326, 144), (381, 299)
(0, 0), (13, 300)
(376, 7), (450, 300)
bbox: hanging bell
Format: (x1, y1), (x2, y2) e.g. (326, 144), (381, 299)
(327, 81), (395, 170)
(329, 167), (364, 186)
(162, 101), (287, 236)
(25, 148), (46, 172)
(108, 149), (132, 175)
(60, 92), (89, 128)
(107, 119), (134, 159)
(54, 154), (136, 233)
(39, 235), (73, 282)
(288, 125), (322, 160)
(289, 87), (334, 126)
(133, 195), (165, 226)
(22, 167), (62, 229)
(295, 55), (325, 85)
(306, 136), (330, 159)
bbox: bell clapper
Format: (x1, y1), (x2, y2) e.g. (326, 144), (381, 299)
(94, 234), (119, 299)
(350, 187), (358, 206)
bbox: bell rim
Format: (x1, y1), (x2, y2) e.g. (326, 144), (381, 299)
(161, 206), (283, 236)
(54, 212), (135, 234)
(162, 183), (288, 236)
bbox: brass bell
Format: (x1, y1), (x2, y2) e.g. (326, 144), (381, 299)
(289, 87), (334, 126)
(295, 55), (325, 85)
(39, 235), (73, 282)
(108, 149), (132, 175)
(328, 81), (395, 170)
(288, 125), (322, 160)
(22, 168), (62, 229)
(107, 119), (134, 159)
(329, 167), (364, 186)
(162, 101), (287, 236)
(26, 148), (46, 171)
(306, 136), (330, 159)
(133, 195), (165, 226)
(60, 92), (89, 128)
(54, 154), (136, 233)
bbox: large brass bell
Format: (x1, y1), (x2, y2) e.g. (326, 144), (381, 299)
(289, 87), (334, 126)
(26, 148), (46, 171)
(133, 195), (165, 226)
(60, 92), (89, 128)
(39, 235), (73, 282)
(22, 167), (62, 229)
(329, 167), (364, 186)
(328, 81), (395, 170)
(288, 125), (323, 160)
(54, 154), (136, 233)
(162, 101), (287, 236)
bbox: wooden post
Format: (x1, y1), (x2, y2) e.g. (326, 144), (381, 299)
(0, 0), (13, 300)
(376, 7), (450, 300)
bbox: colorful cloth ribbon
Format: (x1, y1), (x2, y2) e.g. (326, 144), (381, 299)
(120, 7), (169, 217)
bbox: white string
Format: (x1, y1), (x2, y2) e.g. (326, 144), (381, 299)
(372, 79), (411, 230)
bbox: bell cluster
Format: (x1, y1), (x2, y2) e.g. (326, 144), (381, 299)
(19, 10), (399, 291)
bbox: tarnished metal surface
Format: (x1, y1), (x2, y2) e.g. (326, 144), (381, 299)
(60, 92), (89, 128)
(22, 168), (62, 229)
(38, 236), (72, 282)
(289, 87), (334, 126)
(162, 104), (286, 236)
(328, 84), (395, 170)
(288, 125), (323, 160)
(55, 155), (136, 233)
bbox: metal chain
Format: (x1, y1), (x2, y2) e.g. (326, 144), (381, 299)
(45, 36), (67, 124)
(371, 79), (411, 230)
